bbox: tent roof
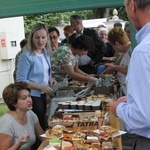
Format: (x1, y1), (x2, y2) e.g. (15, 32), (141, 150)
(0, 0), (123, 18)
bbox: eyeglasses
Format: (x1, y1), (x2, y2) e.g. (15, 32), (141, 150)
(50, 35), (58, 40)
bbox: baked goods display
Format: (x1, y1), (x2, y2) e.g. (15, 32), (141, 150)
(57, 99), (103, 111)
(44, 112), (123, 149)
(43, 125), (122, 149)
(49, 111), (106, 130)
(59, 80), (89, 92)
(72, 132), (86, 141)
(68, 81), (89, 88)
(41, 75), (123, 150)
(45, 125), (66, 138)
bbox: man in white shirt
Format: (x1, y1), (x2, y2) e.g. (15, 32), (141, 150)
(109, 0), (150, 149)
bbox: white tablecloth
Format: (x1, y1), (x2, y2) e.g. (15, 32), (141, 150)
(48, 97), (76, 119)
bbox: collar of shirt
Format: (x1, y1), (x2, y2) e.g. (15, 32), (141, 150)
(136, 22), (150, 44)
(76, 28), (84, 38)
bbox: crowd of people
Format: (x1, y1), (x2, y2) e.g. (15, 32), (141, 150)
(1, 1), (150, 148)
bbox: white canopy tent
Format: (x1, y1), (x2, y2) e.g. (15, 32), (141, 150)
(82, 18), (107, 28)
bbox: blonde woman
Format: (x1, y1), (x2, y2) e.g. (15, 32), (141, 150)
(17, 23), (54, 131)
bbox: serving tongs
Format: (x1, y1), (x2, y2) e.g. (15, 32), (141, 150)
(74, 81), (95, 97)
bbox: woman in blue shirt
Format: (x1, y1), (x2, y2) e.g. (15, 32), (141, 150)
(17, 23), (53, 131)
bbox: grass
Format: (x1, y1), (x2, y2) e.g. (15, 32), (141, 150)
(0, 103), (9, 117)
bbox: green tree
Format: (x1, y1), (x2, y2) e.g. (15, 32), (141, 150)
(24, 10), (93, 38)
(24, 8), (127, 38)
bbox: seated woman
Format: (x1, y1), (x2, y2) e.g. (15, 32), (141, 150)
(0, 82), (45, 150)
(102, 27), (132, 95)
(51, 34), (97, 84)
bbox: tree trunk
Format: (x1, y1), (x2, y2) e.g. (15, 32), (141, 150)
(93, 8), (110, 18)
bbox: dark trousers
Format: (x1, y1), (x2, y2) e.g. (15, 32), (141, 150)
(122, 133), (150, 150)
(31, 94), (47, 150)
(31, 94), (47, 130)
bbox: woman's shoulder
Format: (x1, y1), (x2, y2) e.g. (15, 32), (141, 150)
(0, 113), (14, 127)
(19, 49), (30, 58)
(19, 49), (35, 62)
(0, 113), (11, 119)
(52, 46), (69, 57)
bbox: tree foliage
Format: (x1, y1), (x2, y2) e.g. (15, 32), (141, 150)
(24, 10), (93, 38)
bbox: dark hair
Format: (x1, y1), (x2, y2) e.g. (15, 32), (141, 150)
(113, 22), (122, 28)
(2, 82), (31, 111)
(71, 35), (95, 51)
(20, 38), (28, 49)
(48, 27), (60, 36)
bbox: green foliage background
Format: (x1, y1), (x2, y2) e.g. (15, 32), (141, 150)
(0, 104), (8, 117)
(24, 10), (93, 38)
(24, 7), (127, 38)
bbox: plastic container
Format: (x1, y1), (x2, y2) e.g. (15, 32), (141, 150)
(62, 102), (70, 109)
(70, 102), (78, 109)
(97, 65), (107, 75)
(84, 103), (92, 111)
(92, 102), (101, 110)
(77, 103), (84, 110)
(58, 102), (63, 109)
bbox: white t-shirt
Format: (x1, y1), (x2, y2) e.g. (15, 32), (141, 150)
(41, 53), (49, 85)
(36, 53), (49, 85)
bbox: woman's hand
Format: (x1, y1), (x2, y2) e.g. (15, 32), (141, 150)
(18, 131), (29, 145)
(39, 85), (53, 94)
(49, 77), (56, 86)
(102, 63), (115, 74)
(89, 76), (98, 82)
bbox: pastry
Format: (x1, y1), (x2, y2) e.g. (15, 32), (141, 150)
(62, 141), (73, 150)
(72, 132), (86, 141)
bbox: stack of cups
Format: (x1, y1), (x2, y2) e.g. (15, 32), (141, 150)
(70, 101), (78, 109)
(92, 100), (101, 111)
(84, 103), (92, 111)
(77, 101), (85, 110)
(62, 102), (70, 109)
